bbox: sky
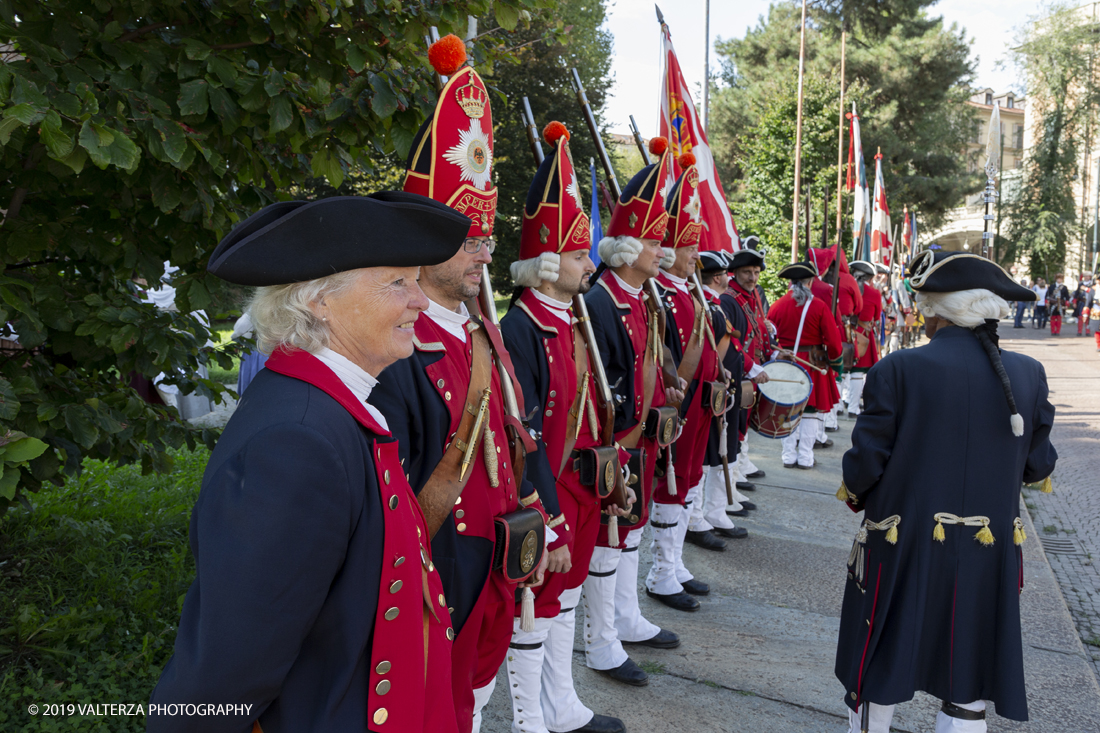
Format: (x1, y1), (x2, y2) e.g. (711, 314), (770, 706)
(602, 0), (1045, 137)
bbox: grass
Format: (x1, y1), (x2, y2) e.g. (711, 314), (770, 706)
(1043, 524), (1059, 535)
(1085, 636), (1100, 648)
(638, 660), (667, 675)
(0, 450), (207, 730)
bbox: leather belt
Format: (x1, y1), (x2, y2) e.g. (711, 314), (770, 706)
(940, 702), (985, 721)
(650, 521), (678, 529)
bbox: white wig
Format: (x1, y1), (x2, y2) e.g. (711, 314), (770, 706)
(597, 235), (644, 268)
(510, 252), (560, 288)
(659, 246), (676, 271)
(915, 288), (1010, 329)
(248, 270), (360, 355)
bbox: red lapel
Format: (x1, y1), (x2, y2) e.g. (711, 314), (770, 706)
(265, 348), (391, 437)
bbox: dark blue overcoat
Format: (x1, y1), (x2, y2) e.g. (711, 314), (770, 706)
(836, 326), (1057, 720)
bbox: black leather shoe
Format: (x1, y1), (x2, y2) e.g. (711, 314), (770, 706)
(814, 438), (834, 449)
(623, 628), (681, 649)
(646, 589), (700, 612)
(739, 500), (757, 510)
(681, 578), (710, 595)
(783, 462), (797, 468)
(685, 529), (726, 551)
(736, 481), (756, 492)
(712, 526), (749, 539)
(745, 469), (766, 479)
(560, 713), (627, 733)
(726, 507), (748, 517)
(795, 462), (814, 470)
(824, 425), (840, 432)
(596, 658), (648, 686)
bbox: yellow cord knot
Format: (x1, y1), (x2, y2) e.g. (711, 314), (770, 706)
(1013, 517), (1027, 546)
(932, 512), (994, 546)
(1040, 475), (1053, 494)
(836, 481), (859, 504)
(885, 525), (899, 545)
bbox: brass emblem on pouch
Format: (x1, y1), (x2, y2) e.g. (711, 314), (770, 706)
(604, 461), (616, 492)
(713, 390), (725, 414)
(520, 530), (538, 573)
(662, 417), (674, 444)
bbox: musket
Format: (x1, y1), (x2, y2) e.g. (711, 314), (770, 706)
(569, 67), (676, 399)
(521, 97), (544, 165)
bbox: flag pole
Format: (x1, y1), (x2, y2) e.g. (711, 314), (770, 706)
(983, 102), (1001, 261)
(704, 0), (711, 134)
(834, 23), (847, 252)
(791, 0), (809, 263)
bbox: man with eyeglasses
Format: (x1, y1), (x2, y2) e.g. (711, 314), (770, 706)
(369, 38), (552, 733)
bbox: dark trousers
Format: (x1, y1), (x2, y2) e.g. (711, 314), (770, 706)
(1014, 301), (1026, 328)
(1034, 304), (1048, 328)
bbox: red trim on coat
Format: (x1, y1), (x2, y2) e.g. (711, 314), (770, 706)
(265, 347), (390, 436)
(856, 559), (882, 707)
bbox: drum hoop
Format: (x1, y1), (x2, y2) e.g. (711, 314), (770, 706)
(757, 359), (814, 406)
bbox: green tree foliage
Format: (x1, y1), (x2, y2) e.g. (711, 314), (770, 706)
(736, 71), (869, 300)
(1003, 2), (1100, 277)
(0, 0), (549, 514)
(477, 0), (614, 286)
(711, 0), (976, 246)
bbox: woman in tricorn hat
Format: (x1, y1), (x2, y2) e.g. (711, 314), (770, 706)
(835, 251), (1057, 733)
(148, 191), (472, 733)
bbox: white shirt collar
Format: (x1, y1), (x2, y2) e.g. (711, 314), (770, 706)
(610, 271), (642, 297)
(703, 285), (722, 300)
(425, 297), (471, 343)
(530, 289), (572, 324)
(660, 269), (689, 293)
(314, 347), (389, 431)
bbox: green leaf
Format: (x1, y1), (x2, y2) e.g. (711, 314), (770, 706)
(63, 405), (100, 449)
(0, 115), (22, 145)
(183, 39), (212, 61)
(0, 377), (17, 420)
(178, 79), (209, 116)
(0, 467), (18, 501)
(106, 131), (140, 172)
(56, 144), (87, 174)
(207, 57), (238, 87)
(209, 87), (241, 133)
(36, 402), (58, 422)
(494, 4), (521, 31)
(268, 95), (293, 133)
(347, 45), (367, 73)
(39, 110), (74, 159)
(369, 73), (398, 118)
(78, 120), (111, 168)
(152, 118), (187, 163)
(2, 436), (48, 463)
(4, 102), (44, 125)
(150, 170), (182, 212)
(11, 74), (48, 107)
(311, 146), (344, 189)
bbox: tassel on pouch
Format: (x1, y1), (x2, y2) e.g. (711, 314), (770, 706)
(607, 514), (619, 547)
(666, 447), (677, 496)
(520, 588), (535, 632)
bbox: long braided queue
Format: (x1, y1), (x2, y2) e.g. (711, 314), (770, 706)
(972, 319), (1024, 437)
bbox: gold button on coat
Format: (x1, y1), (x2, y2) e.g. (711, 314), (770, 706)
(388, 496), (398, 510)
(436, 379), (445, 388)
(457, 523), (467, 532)
(376, 680), (391, 695)
(446, 627), (455, 640)
(376, 660), (391, 674)
(389, 580), (403, 594)
(384, 607), (399, 621)
(394, 556), (405, 568)
(373, 709), (388, 725)
(438, 593), (446, 606)
(445, 391), (452, 401)
(383, 469), (391, 484)
(455, 509), (465, 519)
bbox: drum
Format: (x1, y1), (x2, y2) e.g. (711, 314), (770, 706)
(749, 360), (813, 439)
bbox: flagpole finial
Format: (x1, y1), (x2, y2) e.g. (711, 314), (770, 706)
(655, 4), (666, 25)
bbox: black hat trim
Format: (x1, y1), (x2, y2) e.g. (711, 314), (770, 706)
(909, 251), (1035, 302)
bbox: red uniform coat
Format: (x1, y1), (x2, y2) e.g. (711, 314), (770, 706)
(767, 293), (843, 412)
(655, 272), (721, 502)
(854, 285), (883, 371)
(729, 280), (773, 372)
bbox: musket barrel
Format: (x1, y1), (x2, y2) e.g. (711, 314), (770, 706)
(521, 97), (545, 165)
(571, 68), (621, 199)
(629, 115), (652, 165)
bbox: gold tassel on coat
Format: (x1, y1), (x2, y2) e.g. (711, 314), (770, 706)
(932, 520), (945, 543)
(975, 523), (995, 546)
(1040, 475), (1053, 494)
(1013, 517), (1027, 546)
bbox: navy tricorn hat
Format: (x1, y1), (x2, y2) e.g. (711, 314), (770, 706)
(727, 247), (766, 272)
(777, 261), (818, 281)
(908, 251), (1035, 302)
(698, 250), (729, 273)
(850, 260), (876, 279)
(208, 192), (473, 286)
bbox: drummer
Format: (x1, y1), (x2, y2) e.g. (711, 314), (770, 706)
(767, 262), (843, 469)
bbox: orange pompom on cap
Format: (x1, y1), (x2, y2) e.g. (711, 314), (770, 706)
(428, 34), (467, 77)
(543, 121), (570, 145)
(648, 136), (669, 156)
(678, 152), (696, 168)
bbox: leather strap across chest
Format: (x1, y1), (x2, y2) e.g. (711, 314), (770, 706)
(557, 321), (592, 475)
(417, 323), (494, 537)
(675, 288), (707, 382)
(620, 296), (660, 449)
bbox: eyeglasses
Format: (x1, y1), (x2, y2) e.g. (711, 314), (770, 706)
(463, 238), (496, 255)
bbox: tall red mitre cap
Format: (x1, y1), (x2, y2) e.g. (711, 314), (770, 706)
(605, 137), (672, 241)
(402, 38), (497, 238)
(665, 154), (703, 249)
(518, 122), (591, 260)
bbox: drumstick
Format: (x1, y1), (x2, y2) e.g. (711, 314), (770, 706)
(778, 350), (828, 375)
(766, 378), (806, 384)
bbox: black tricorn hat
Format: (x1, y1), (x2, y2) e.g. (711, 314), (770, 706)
(698, 250), (729, 273)
(850, 260), (876, 279)
(778, 261), (818, 281)
(908, 251), (1035, 301)
(208, 192), (472, 286)
(727, 247), (766, 272)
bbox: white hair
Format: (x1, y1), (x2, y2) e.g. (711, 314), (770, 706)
(248, 270), (360, 355)
(510, 252), (560, 288)
(597, 235), (644, 268)
(915, 288), (1009, 329)
(659, 246), (676, 271)
(791, 280), (813, 307)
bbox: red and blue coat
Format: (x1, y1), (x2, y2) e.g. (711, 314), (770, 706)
(583, 271), (666, 546)
(150, 348), (456, 733)
(854, 285), (883, 372)
(655, 272), (722, 501)
(704, 287), (747, 467)
(767, 292), (843, 412)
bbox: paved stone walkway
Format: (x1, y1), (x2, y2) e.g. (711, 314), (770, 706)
(1000, 317), (1100, 681)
